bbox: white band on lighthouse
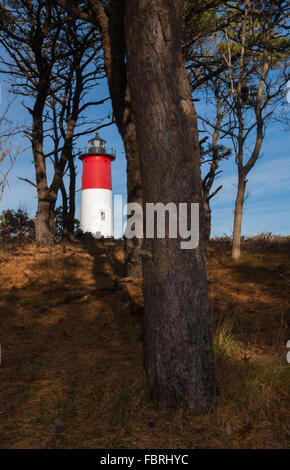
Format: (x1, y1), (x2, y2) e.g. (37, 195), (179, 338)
(80, 188), (113, 238)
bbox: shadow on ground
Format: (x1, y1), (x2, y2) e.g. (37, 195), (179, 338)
(0, 239), (289, 448)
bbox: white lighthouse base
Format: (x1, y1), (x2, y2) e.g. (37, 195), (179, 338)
(80, 188), (113, 238)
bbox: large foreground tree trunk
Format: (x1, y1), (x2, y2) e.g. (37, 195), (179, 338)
(125, 0), (215, 412)
(232, 172), (246, 261)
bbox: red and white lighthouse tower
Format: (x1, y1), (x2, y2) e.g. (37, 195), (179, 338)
(79, 133), (116, 238)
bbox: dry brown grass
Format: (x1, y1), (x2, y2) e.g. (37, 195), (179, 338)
(0, 239), (289, 449)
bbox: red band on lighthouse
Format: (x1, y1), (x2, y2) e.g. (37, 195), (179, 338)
(80, 155), (113, 190)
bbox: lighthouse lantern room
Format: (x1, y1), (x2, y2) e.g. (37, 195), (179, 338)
(79, 133), (116, 238)
(88, 134), (107, 154)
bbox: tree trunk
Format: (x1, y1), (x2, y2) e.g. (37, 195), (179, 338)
(123, 118), (143, 278)
(203, 197), (211, 243)
(35, 197), (55, 246)
(58, 157), (76, 242)
(33, 113), (73, 246)
(67, 157), (76, 240)
(60, 180), (69, 240)
(202, 102), (221, 244)
(33, 93), (56, 246)
(232, 172), (246, 260)
(125, 0), (215, 412)
(105, 1), (143, 278)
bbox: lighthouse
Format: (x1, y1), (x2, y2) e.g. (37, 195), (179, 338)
(79, 133), (116, 238)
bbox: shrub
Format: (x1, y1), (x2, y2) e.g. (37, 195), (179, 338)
(0, 208), (35, 244)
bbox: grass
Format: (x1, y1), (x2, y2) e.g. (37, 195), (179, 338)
(0, 239), (289, 448)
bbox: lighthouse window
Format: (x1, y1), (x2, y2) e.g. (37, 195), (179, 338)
(101, 211), (106, 221)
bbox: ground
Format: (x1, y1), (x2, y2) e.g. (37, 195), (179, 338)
(0, 237), (289, 449)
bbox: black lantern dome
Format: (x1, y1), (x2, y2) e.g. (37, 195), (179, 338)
(88, 132), (107, 154)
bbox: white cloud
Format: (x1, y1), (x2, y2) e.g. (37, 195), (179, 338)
(211, 156), (290, 208)
(210, 156), (290, 236)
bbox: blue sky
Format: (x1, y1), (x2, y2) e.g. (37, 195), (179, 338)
(208, 124), (290, 237)
(0, 76), (289, 237)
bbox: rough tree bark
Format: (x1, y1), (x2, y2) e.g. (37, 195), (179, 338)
(125, 0), (215, 412)
(33, 90), (56, 246)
